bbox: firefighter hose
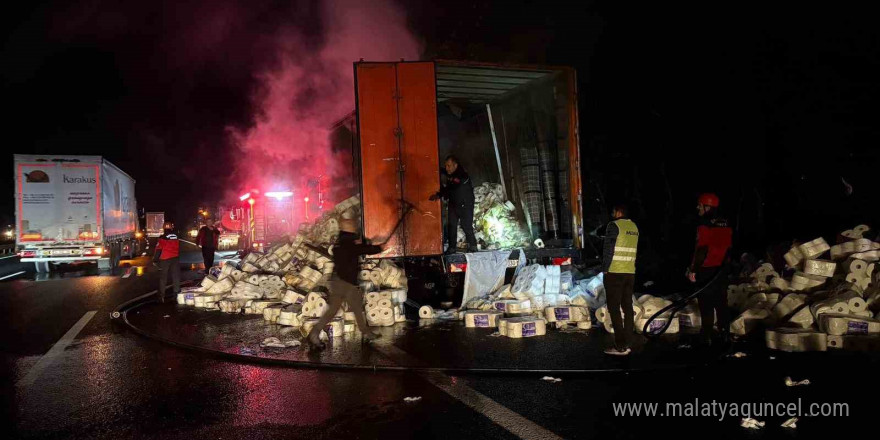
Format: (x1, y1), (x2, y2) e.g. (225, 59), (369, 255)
(640, 268), (727, 337)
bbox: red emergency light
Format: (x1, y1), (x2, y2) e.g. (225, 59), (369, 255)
(247, 198), (255, 206)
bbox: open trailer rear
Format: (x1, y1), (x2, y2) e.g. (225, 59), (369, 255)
(352, 60), (583, 269)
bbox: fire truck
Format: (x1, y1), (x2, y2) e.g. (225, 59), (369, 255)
(233, 178), (336, 252)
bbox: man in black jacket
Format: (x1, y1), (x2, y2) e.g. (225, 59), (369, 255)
(196, 218), (220, 272)
(430, 155), (477, 253)
(307, 219), (384, 348)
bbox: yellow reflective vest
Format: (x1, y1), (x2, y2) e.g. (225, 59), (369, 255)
(606, 219), (638, 274)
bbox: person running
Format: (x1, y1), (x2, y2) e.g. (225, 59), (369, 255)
(307, 219), (384, 349)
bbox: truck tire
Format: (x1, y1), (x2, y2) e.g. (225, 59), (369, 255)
(109, 243), (121, 272)
(34, 261), (50, 273)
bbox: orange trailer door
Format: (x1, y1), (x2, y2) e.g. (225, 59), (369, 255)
(355, 62), (442, 257)
(397, 62), (443, 256)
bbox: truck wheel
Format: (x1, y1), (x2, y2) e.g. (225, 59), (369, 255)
(34, 261), (50, 273)
(109, 243), (121, 272)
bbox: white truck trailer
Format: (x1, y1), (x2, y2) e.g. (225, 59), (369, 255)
(14, 155), (139, 272)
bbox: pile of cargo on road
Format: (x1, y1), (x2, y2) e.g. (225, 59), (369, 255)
(726, 225), (880, 351)
(175, 192), (879, 351)
(177, 196), (408, 340)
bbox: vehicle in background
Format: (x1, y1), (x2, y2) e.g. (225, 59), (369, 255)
(145, 212), (165, 238)
(14, 155), (140, 272)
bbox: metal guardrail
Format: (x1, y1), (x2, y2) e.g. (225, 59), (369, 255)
(0, 244), (15, 255)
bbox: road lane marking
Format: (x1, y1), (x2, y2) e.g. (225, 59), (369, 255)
(17, 311), (98, 387)
(122, 267), (134, 278)
(0, 271), (26, 281)
(369, 343), (563, 440)
(0, 254), (19, 260)
(424, 372), (565, 440)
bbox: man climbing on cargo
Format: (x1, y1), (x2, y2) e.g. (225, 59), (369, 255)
(196, 218), (220, 272)
(429, 155), (477, 253)
(152, 222), (180, 303)
(307, 219), (384, 349)
(686, 193), (733, 348)
(602, 204), (639, 356)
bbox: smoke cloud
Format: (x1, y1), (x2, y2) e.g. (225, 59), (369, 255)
(227, 0), (422, 199)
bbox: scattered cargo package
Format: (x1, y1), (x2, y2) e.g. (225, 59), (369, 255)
(178, 212), (880, 353)
(725, 224), (880, 352)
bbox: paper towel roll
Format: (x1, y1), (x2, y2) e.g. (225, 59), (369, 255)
(499, 316), (547, 338)
(595, 306), (608, 323)
(419, 305), (434, 319)
(849, 259), (868, 275)
(798, 237), (830, 259)
(366, 291), (380, 303)
(766, 328), (827, 352)
(544, 306), (588, 323)
(839, 290), (866, 313)
(365, 300), (379, 311)
(784, 246), (804, 268)
(854, 224), (870, 234)
(377, 298), (393, 309)
(369, 270), (383, 286)
(804, 259), (836, 277)
(176, 293), (186, 305)
(845, 272), (869, 289)
(826, 334), (844, 348)
(464, 310), (504, 328)
(820, 313), (880, 336)
(787, 306), (814, 328)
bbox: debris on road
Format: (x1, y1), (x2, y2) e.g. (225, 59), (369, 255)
(740, 418), (765, 429)
(260, 337), (302, 348)
(403, 396), (422, 403)
(784, 376), (811, 387)
(782, 417), (798, 429)
(730, 352), (748, 358)
(541, 376), (562, 383)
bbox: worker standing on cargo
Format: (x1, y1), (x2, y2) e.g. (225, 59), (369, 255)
(153, 222), (180, 303)
(429, 155), (477, 253)
(196, 218), (220, 272)
(602, 204), (638, 356)
(307, 219), (384, 349)
(686, 193), (733, 347)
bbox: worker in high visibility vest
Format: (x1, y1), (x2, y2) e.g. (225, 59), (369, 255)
(686, 193), (733, 347)
(602, 204), (639, 356)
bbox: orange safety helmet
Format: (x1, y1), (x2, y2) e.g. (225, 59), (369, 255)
(698, 193), (720, 208)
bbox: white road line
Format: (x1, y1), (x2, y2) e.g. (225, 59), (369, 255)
(425, 372), (565, 440)
(0, 271), (26, 281)
(0, 254), (19, 260)
(370, 343), (563, 440)
(17, 311), (97, 387)
(122, 267), (134, 278)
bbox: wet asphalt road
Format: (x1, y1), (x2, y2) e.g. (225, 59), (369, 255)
(2, 242), (879, 439)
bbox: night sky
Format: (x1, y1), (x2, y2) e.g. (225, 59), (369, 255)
(3, 1), (878, 262)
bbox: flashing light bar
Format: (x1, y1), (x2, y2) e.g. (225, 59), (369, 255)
(239, 193), (251, 201)
(266, 191), (293, 200)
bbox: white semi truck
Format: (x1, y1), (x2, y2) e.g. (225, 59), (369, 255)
(13, 155), (140, 272)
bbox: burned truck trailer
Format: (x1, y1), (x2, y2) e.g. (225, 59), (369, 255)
(350, 60), (583, 268)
